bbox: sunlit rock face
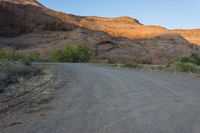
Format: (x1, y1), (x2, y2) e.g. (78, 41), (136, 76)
(0, 0), (78, 36)
(173, 29), (200, 46)
(0, 0), (196, 64)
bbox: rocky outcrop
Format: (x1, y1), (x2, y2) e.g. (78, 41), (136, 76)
(173, 29), (200, 46)
(0, 0), (196, 64)
(0, 0), (79, 36)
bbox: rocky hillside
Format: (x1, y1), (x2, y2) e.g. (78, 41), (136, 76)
(0, 0), (197, 64)
(173, 29), (200, 46)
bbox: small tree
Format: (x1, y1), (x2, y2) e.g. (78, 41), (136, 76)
(50, 49), (65, 62)
(76, 45), (90, 62)
(50, 44), (90, 62)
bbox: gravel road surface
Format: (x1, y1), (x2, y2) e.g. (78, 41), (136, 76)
(1, 63), (200, 133)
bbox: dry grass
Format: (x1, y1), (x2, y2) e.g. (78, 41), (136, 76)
(0, 60), (41, 91)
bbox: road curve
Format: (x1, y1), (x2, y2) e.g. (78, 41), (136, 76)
(1, 63), (200, 133)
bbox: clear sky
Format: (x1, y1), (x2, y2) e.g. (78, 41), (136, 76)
(38, 0), (200, 29)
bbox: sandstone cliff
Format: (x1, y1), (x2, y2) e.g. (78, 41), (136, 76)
(0, 0), (196, 64)
(0, 0), (79, 36)
(173, 29), (200, 46)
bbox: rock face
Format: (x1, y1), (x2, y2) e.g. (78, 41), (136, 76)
(0, 0), (197, 64)
(173, 29), (200, 46)
(0, 0), (79, 36)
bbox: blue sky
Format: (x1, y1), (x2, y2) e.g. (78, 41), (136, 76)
(38, 0), (200, 29)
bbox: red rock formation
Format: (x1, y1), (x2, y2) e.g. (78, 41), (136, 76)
(0, 0), (78, 36)
(0, 0), (196, 64)
(173, 29), (200, 46)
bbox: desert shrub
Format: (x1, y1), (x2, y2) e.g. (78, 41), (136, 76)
(76, 45), (90, 62)
(0, 49), (25, 60)
(0, 60), (40, 77)
(0, 60), (41, 89)
(123, 62), (143, 69)
(0, 49), (41, 62)
(50, 49), (65, 62)
(50, 44), (90, 62)
(167, 61), (198, 73)
(15, 52), (26, 60)
(26, 52), (41, 62)
(0, 49), (13, 60)
(181, 53), (200, 66)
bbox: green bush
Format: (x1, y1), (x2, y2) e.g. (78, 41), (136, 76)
(26, 52), (41, 62)
(50, 44), (90, 62)
(123, 62), (143, 69)
(167, 61), (198, 73)
(181, 53), (200, 66)
(0, 49), (13, 60)
(50, 49), (64, 62)
(15, 53), (26, 60)
(166, 53), (200, 73)
(0, 49), (41, 62)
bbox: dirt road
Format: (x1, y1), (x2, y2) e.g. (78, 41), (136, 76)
(1, 63), (200, 133)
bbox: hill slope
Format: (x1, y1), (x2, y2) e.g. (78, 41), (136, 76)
(0, 0), (196, 64)
(173, 29), (200, 46)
